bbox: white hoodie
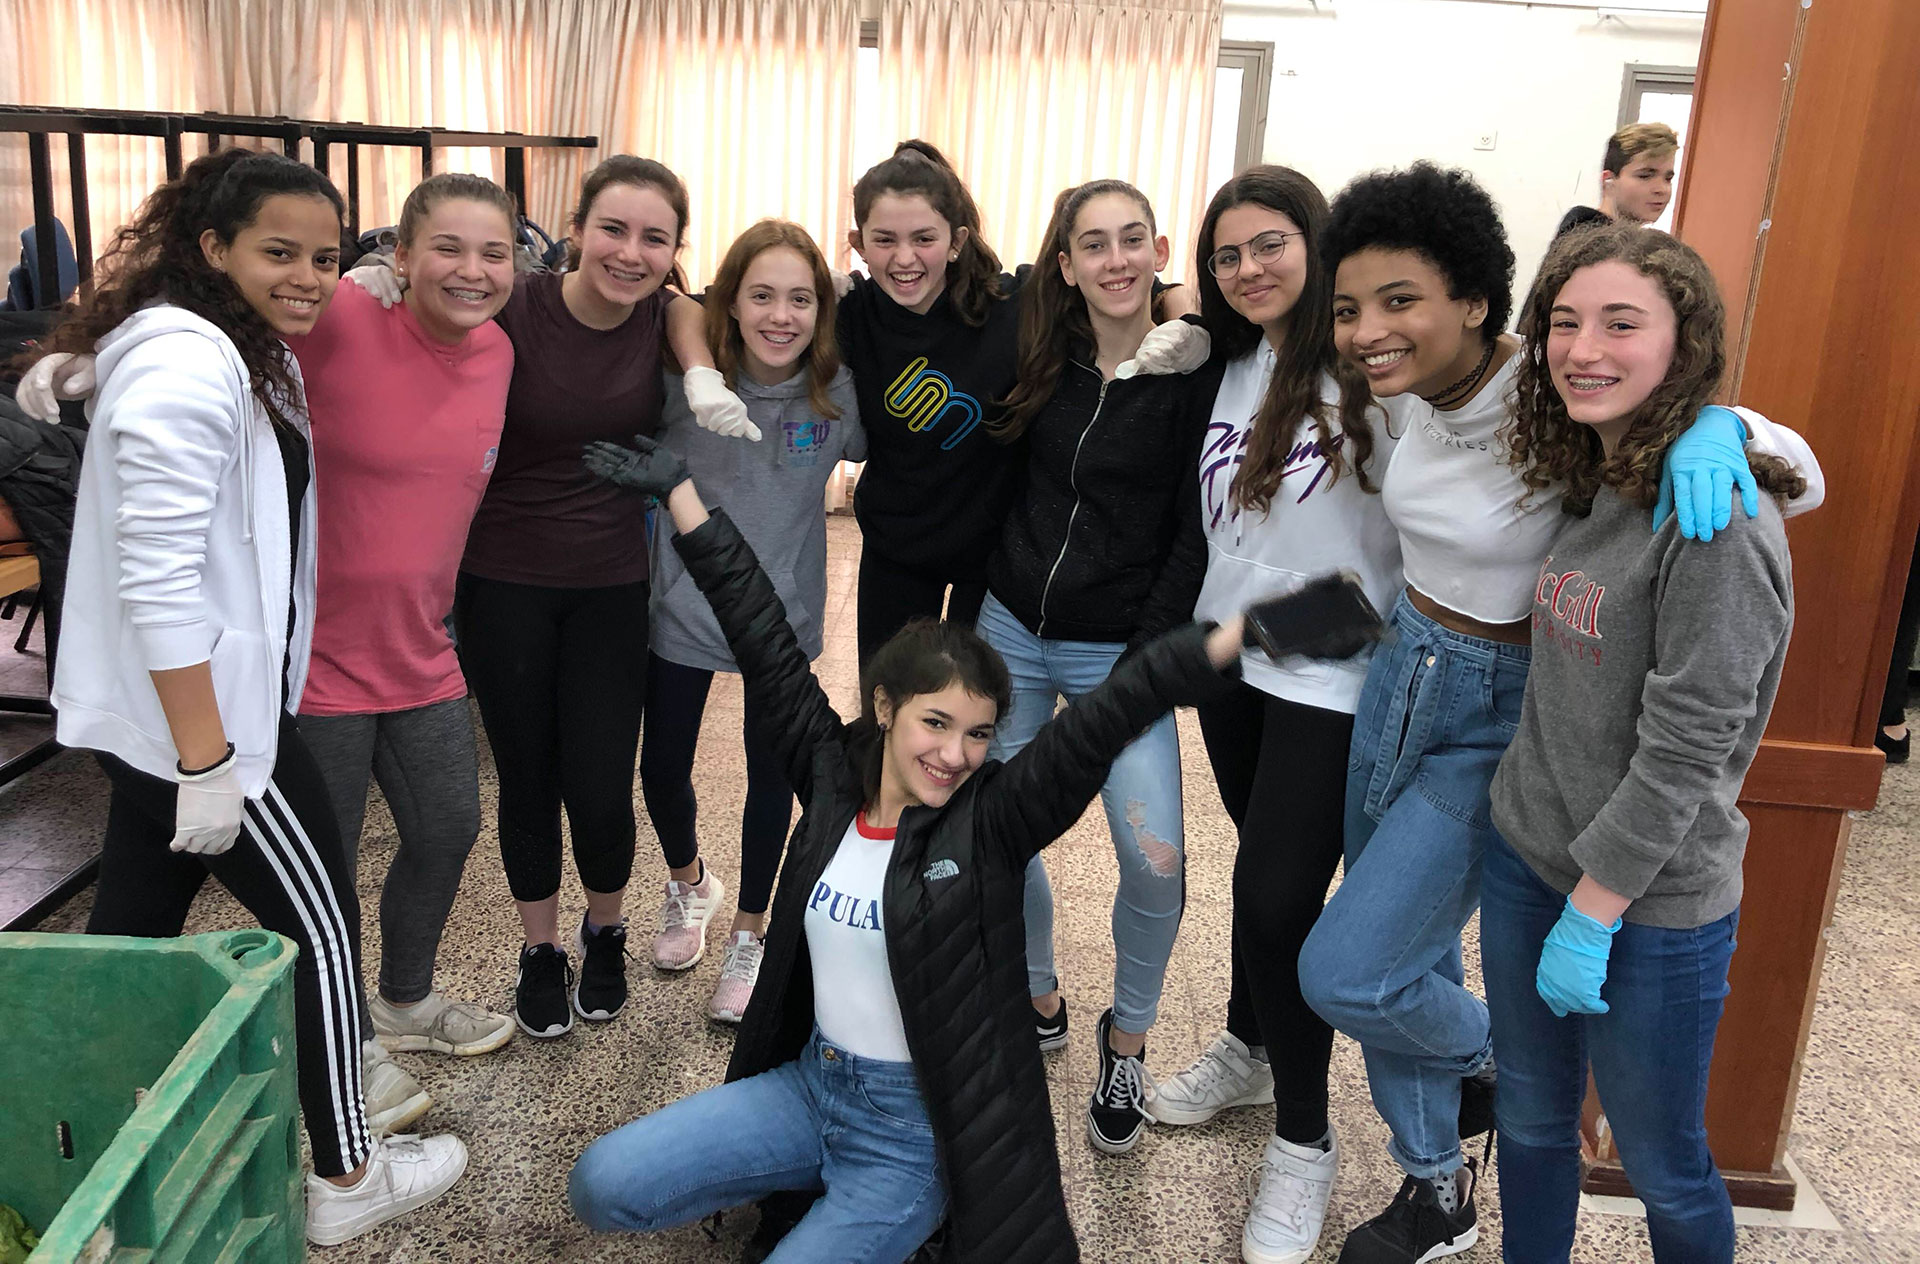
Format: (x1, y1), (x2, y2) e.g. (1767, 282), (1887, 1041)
(54, 305), (316, 795)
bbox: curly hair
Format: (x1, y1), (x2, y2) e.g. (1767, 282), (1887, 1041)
(1506, 223), (1805, 516)
(704, 219), (844, 420)
(34, 148), (344, 430)
(1194, 165), (1379, 512)
(1322, 162), (1516, 341)
(852, 140), (1006, 329)
(996, 179), (1172, 442)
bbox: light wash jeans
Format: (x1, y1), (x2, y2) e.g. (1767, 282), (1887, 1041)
(568, 1030), (946, 1262)
(1482, 831), (1737, 1263)
(976, 593), (1186, 1035)
(1299, 592), (1530, 1178)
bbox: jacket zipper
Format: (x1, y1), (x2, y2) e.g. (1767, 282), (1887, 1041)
(1038, 369), (1109, 637)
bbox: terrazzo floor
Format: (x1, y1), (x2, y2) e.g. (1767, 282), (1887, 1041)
(9, 515), (1916, 1262)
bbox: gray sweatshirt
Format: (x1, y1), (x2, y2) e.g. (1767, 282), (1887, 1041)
(1489, 484), (1794, 929)
(649, 367), (864, 672)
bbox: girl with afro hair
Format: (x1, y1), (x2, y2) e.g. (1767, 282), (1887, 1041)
(1295, 163), (1823, 1264)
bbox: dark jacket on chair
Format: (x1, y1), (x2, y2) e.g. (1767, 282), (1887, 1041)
(674, 509), (1235, 1264)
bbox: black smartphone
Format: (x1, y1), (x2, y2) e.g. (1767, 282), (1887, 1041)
(1243, 573), (1385, 661)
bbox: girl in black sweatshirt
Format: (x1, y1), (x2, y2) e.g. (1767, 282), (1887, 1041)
(978, 179), (1220, 1158)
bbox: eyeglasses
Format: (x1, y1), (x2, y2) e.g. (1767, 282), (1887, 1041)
(1207, 230), (1304, 279)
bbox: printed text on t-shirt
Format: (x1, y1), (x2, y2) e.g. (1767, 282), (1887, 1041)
(1202, 420), (1346, 528)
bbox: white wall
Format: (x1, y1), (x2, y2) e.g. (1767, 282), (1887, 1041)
(1222, 0), (1704, 316)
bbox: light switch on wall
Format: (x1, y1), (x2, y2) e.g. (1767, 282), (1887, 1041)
(1474, 130), (1498, 151)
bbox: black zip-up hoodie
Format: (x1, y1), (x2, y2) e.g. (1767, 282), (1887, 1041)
(986, 352), (1225, 647)
(675, 508), (1237, 1263)
(837, 274), (1025, 574)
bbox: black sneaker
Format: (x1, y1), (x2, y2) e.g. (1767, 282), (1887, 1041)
(1036, 996), (1069, 1052)
(1458, 1060), (1497, 1139)
(515, 943), (575, 1039)
(574, 914), (630, 1021)
(1336, 1161), (1480, 1263)
(1086, 1007), (1152, 1155)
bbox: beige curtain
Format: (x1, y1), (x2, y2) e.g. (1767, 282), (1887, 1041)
(874, 0), (1222, 284)
(0, 0), (859, 291)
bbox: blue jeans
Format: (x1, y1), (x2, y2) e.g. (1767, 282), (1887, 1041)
(1482, 832), (1737, 1263)
(1299, 592), (1529, 1178)
(976, 593), (1185, 1034)
(568, 1031), (946, 1262)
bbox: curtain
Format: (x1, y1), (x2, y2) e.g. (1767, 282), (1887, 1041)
(0, 0), (859, 290)
(874, 0), (1222, 284)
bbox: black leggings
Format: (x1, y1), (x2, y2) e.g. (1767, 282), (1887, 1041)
(855, 548), (987, 666)
(1197, 683), (1353, 1146)
(638, 652), (793, 916)
(454, 572), (650, 903)
(87, 715), (373, 1178)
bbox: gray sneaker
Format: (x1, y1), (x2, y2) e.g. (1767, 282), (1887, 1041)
(371, 991), (515, 1056)
(361, 1041), (431, 1134)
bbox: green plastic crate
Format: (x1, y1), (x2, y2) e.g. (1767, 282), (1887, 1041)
(0, 930), (304, 1263)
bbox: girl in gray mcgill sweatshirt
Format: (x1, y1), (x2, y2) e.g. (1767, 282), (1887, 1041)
(616, 221), (863, 1024)
(1485, 224), (1805, 1263)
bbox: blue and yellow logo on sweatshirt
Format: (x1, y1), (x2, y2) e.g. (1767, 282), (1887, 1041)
(886, 357), (983, 451)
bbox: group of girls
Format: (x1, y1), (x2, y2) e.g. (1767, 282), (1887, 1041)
(25, 128), (1820, 1264)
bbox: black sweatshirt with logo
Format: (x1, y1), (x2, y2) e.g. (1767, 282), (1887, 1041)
(837, 273), (1024, 576)
(987, 353), (1225, 647)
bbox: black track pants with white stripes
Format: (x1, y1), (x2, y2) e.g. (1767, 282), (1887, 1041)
(88, 714), (374, 1177)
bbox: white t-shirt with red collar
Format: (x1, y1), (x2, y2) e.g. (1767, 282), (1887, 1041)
(805, 813), (912, 1062)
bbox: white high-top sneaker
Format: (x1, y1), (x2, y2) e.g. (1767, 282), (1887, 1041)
(1242, 1130), (1339, 1264)
(1146, 1030), (1275, 1125)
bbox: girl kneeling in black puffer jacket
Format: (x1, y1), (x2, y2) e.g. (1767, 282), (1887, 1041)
(566, 436), (1378, 1264)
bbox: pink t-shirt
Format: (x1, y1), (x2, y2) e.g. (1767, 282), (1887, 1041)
(290, 282), (514, 715)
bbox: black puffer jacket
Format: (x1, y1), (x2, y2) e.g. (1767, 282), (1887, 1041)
(0, 394), (84, 660)
(675, 510), (1235, 1264)
(986, 355), (1225, 648)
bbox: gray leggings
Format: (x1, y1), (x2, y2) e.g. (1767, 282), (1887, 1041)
(299, 697), (482, 1010)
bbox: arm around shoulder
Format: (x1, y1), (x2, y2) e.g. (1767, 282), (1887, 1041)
(1736, 405), (1825, 516)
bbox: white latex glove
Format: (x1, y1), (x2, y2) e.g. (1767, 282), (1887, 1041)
(15, 351), (97, 423)
(830, 268), (854, 299)
(683, 366), (761, 441)
(171, 750), (247, 856)
(344, 260), (406, 309)
(1116, 320), (1211, 379)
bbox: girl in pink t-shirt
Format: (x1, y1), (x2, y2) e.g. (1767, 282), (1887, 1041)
(291, 175), (522, 1129)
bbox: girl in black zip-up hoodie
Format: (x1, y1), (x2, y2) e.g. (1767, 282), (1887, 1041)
(979, 180), (1225, 1156)
(567, 438), (1265, 1262)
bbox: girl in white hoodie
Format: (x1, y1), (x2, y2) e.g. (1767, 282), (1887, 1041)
(39, 148), (465, 1247)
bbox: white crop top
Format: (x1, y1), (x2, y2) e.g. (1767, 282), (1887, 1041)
(1382, 352), (1827, 624)
(805, 814), (912, 1062)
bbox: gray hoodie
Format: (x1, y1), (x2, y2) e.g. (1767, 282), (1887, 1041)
(649, 367), (863, 671)
(1490, 483), (1794, 929)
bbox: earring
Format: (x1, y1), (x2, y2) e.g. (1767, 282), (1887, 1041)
(878, 721), (889, 732)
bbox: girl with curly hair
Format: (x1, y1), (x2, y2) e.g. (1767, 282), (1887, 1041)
(1484, 224), (1800, 1263)
(1139, 164), (1397, 1264)
(1297, 164), (1822, 1263)
(38, 147), (467, 1245)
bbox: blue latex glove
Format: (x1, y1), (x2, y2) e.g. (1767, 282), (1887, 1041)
(1653, 405), (1760, 542)
(1535, 898), (1621, 1018)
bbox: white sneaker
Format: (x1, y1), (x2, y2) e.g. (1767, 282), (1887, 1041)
(371, 990), (515, 1056)
(306, 1132), (468, 1246)
(707, 931), (764, 1024)
(1242, 1130), (1339, 1264)
(651, 869), (726, 971)
(361, 1041), (431, 1135)
(1146, 1030), (1275, 1125)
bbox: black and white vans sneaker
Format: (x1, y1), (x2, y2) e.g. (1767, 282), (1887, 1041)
(574, 915), (630, 1021)
(514, 942), (575, 1039)
(1036, 996), (1069, 1052)
(1086, 1007), (1153, 1155)
(1336, 1159), (1480, 1263)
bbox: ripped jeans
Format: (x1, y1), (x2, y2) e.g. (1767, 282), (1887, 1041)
(977, 593), (1185, 1035)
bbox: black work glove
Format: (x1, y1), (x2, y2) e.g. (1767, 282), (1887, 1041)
(1243, 572), (1385, 662)
(582, 433), (691, 504)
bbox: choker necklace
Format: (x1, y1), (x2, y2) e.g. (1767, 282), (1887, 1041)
(1421, 339), (1496, 410)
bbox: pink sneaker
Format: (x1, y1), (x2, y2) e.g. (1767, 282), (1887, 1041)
(707, 931), (765, 1024)
(651, 869), (725, 970)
